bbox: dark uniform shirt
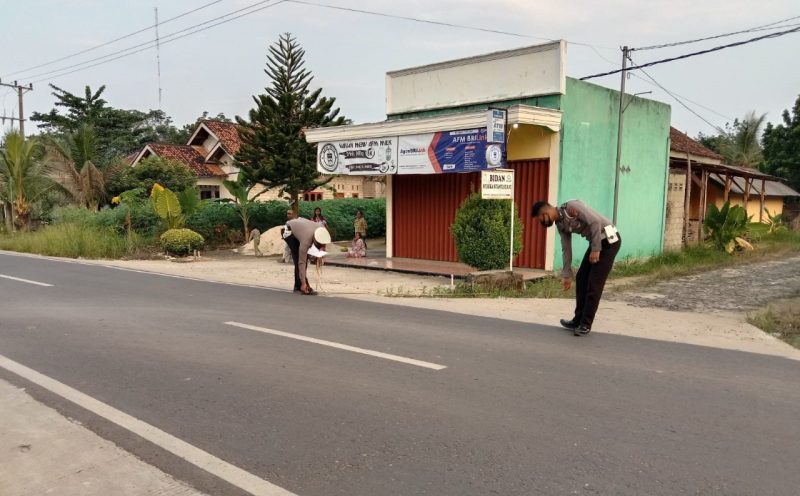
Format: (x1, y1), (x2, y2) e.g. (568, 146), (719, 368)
(556, 200), (613, 278)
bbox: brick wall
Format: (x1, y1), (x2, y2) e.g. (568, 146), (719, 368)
(664, 172), (686, 251)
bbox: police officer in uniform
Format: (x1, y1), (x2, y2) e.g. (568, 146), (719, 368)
(532, 199), (621, 336)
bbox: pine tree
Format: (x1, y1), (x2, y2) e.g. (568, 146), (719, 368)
(236, 33), (347, 213)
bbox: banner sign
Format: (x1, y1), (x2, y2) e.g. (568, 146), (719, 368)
(481, 169), (514, 199)
(487, 108), (507, 143)
(397, 128), (505, 174)
(317, 137), (398, 175)
(317, 128), (505, 175)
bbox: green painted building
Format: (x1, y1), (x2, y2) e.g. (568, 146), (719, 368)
(306, 41), (672, 271)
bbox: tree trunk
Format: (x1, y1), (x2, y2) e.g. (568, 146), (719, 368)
(2, 202), (11, 231)
(291, 192), (300, 217)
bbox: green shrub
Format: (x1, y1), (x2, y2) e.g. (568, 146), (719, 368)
(298, 198), (386, 241)
(0, 223), (139, 259)
(185, 201), (241, 244)
(249, 201), (293, 232)
(51, 206), (95, 226)
(93, 203), (161, 237)
(450, 193), (522, 271)
(160, 228), (204, 256)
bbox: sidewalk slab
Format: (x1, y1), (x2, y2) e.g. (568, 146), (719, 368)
(0, 379), (207, 496)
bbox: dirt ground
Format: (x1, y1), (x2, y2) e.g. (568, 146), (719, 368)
(89, 251), (800, 361)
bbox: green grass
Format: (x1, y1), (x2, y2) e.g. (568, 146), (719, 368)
(383, 277), (574, 299)
(748, 297), (800, 349)
(0, 223), (149, 259)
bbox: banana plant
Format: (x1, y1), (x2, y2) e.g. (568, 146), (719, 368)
(764, 208), (786, 234)
(150, 183), (184, 230)
(703, 201), (753, 254)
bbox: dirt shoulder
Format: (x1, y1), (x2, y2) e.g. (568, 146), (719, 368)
(76, 252), (800, 361)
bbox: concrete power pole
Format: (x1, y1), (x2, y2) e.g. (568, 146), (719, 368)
(0, 80), (33, 138)
(612, 46), (629, 225)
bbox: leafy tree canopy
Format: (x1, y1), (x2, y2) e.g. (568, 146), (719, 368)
(762, 95), (800, 192)
(235, 33), (347, 214)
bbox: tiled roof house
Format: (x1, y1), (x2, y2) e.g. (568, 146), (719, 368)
(131, 118), (385, 201)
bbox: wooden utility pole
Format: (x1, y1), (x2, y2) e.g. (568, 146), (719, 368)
(0, 80), (33, 138)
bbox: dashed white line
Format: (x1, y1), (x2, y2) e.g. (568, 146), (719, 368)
(0, 274), (53, 287)
(224, 321), (447, 371)
(0, 353), (297, 496)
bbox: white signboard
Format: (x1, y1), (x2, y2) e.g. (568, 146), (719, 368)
(481, 169), (514, 199)
(317, 138), (398, 175)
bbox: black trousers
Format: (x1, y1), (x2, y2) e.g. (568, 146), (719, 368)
(573, 235), (622, 329)
(285, 235), (304, 291)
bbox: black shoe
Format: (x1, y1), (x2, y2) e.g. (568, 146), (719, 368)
(573, 325), (591, 336)
(560, 319), (579, 330)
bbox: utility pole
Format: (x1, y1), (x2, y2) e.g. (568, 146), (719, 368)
(612, 46), (629, 225)
(154, 6), (163, 109)
(0, 80), (33, 138)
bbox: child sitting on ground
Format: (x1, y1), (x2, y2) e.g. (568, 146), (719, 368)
(346, 232), (366, 258)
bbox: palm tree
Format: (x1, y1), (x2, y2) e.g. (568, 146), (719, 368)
(47, 125), (106, 211)
(0, 132), (53, 230)
(721, 111), (767, 168)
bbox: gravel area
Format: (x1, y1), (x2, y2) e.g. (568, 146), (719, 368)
(609, 255), (800, 313)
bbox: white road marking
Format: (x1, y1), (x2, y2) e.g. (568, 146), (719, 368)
(0, 274), (53, 287)
(0, 250), (291, 293)
(225, 321), (447, 371)
(0, 354), (297, 496)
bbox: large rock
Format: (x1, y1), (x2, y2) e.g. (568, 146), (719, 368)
(465, 270), (524, 291)
(237, 226), (286, 256)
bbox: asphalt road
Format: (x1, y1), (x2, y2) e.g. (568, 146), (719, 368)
(1, 251), (799, 496)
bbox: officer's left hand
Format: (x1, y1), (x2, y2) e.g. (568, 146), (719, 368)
(589, 251), (600, 264)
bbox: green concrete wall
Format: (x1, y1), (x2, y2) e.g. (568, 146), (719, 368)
(556, 77), (671, 268)
(388, 94), (561, 120)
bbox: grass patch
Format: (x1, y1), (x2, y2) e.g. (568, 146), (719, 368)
(0, 223), (150, 259)
(383, 277), (573, 299)
(748, 297), (800, 349)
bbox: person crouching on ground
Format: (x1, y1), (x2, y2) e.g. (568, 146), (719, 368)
(283, 217), (331, 295)
(531, 199), (621, 336)
(346, 232), (366, 258)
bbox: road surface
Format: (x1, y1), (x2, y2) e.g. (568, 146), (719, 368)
(1, 251), (798, 495)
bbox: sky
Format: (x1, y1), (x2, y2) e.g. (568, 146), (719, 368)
(1, 0), (798, 139)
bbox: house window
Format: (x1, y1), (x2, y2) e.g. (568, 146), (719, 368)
(351, 193), (359, 198)
(336, 193), (345, 199)
(199, 185), (220, 200)
(304, 192), (323, 202)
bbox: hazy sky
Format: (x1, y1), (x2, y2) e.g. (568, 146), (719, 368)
(2, 0), (798, 138)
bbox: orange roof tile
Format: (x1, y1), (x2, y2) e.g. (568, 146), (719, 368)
(201, 120), (242, 156)
(146, 143), (226, 178)
(670, 127), (721, 160)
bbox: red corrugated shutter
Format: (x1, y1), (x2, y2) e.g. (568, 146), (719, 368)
(393, 159), (549, 268)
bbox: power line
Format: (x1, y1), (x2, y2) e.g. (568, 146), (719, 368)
(588, 45), (732, 121)
(580, 24), (800, 80)
(2, 0), (224, 78)
(629, 56), (724, 132)
(31, 0), (287, 84)
(284, 0), (613, 49)
(26, 0), (283, 82)
(633, 13), (800, 51)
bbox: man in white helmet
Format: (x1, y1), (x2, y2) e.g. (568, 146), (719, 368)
(283, 217), (331, 295)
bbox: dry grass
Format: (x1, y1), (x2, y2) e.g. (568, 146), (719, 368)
(748, 297), (800, 349)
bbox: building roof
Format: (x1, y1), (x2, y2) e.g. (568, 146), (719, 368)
(708, 171), (800, 198)
(145, 143), (226, 178)
(200, 119), (241, 156)
(670, 127), (722, 160)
